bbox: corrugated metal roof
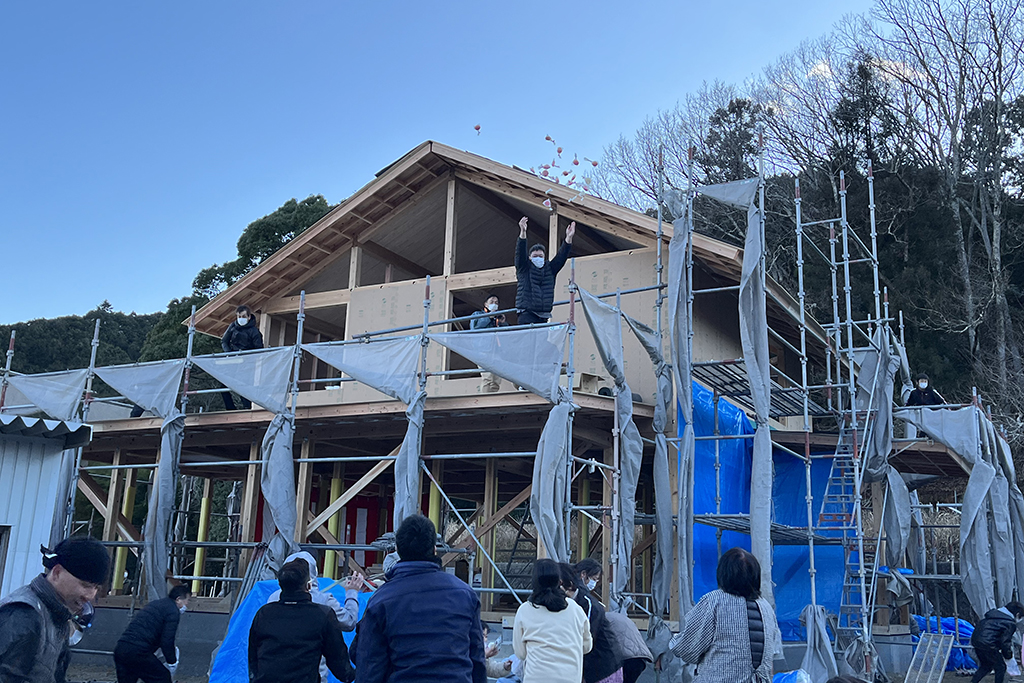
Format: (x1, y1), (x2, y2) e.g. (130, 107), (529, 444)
(0, 414), (92, 449)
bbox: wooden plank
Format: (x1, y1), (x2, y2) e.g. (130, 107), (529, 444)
(306, 454), (397, 537)
(359, 240), (432, 279)
(102, 448), (124, 543)
(444, 178), (458, 277)
(548, 206), (559, 259)
(446, 267), (517, 292)
(349, 246), (363, 289)
(239, 441), (261, 545)
(307, 514), (369, 578)
(441, 484), (533, 564)
(77, 472), (141, 543)
(294, 440), (315, 543)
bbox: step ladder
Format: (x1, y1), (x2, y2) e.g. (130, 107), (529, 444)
(905, 633), (954, 683)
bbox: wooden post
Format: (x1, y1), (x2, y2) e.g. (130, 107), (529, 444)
(325, 463), (344, 580)
(259, 313), (272, 348)
(548, 207), (560, 260)
(239, 441), (261, 572)
(444, 178), (458, 276)
(112, 469), (137, 594)
(192, 479), (213, 594)
(480, 459), (497, 610)
(578, 476), (590, 559)
(602, 446), (613, 606)
(349, 246), (363, 289)
(102, 449), (125, 544)
(428, 460), (444, 529)
(295, 440), (315, 544)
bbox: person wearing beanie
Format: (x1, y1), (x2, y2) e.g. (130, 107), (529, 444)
(113, 584), (191, 683)
(352, 514), (486, 683)
(514, 216), (575, 325)
(907, 373), (945, 407)
(0, 536), (110, 683)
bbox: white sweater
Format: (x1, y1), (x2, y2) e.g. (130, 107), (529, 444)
(513, 598), (593, 683)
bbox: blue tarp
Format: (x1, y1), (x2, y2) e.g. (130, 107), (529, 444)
(210, 579), (371, 683)
(912, 615), (977, 670)
(683, 381), (844, 641)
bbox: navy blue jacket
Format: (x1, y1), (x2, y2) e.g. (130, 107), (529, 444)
(351, 560), (485, 683)
(116, 597), (180, 663)
(515, 237), (571, 317)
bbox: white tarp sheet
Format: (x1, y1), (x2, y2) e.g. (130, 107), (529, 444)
(732, 179), (774, 604)
(144, 415), (184, 601)
(854, 329), (900, 483)
(430, 325), (568, 404)
(302, 337), (420, 404)
(530, 402), (572, 562)
(260, 414), (299, 568)
(393, 391), (427, 526)
(666, 190), (695, 617)
(801, 604), (839, 683)
(6, 369), (89, 421)
(192, 347), (294, 414)
(95, 360), (185, 420)
(579, 289), (644, 605)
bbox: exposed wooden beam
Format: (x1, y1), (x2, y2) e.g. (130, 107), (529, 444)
(349, 246), (363, 289)
(78, 472), (141, 544)
(306, 452), (397, 537)
(444, 179), (458, 277)
(548, 207), (560, 258)
(295, 440), (315, 543)
(264, 289), (351, 316)
(358, 240), (432, 279)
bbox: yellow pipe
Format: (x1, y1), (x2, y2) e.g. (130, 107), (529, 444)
(428, 462), (443, 530)
(113, 478), (137, 593)
(192, 490), (212, 595)
(325, 475), (344, 579)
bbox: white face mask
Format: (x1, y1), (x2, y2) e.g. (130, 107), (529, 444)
(69, 627), (84, 645)
(586, 578), (597, 591)
(531, 256), (545, 269)
(486, 302), (499, 312)
(179, 604), (187, 614)
(918, 381), (928, 390)
(237, 316), (249, 326)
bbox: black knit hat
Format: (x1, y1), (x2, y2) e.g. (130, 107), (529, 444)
(42, 538), (110, 585)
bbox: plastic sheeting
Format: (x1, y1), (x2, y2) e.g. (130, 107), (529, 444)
(430, 325), (568, 404)
(902, 406), (981, 467)
(530, 402), (572, 562)
(6, 369), (88, 421)
(260, 415), (298, 568)
(95, 360), (185, 421)
(666, 192), (696, 618)
(145, 415), (185, 602)
(882, 467), (911, 568)
(734, 182), (774, 605)
(579, 289), (644, 604)
(209, 578), (371, 683)
(854, 329), (900, 483)
(393, 391), (426, 526)
(801, 604), (838, 683)
(961, 457), (997, 617)
(912, 616), (977, 671)
(302, 337), (420, 404)
(908, 491), (927, 574)
(996, 434), (1024, 606)
(192, 347), (294, 414)
(699, 178), (759, 209)
(625, 314), (675, 618)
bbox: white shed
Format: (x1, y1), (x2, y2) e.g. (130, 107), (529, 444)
(0, 414), (92, 597)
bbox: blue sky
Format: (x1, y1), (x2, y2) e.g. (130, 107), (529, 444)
(0, 1), (873, 324)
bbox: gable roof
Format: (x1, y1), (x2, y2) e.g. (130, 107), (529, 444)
(190, 141), (825, 350)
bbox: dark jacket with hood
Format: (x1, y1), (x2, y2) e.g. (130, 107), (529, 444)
(574, 587), (623, 682)
(515, 238), (571, 318)
(115, 596), (181, 663)
(352, 559), (486, 683)
(248, 589), (354, 683)
(971, 607), (1019, 658)
(221, 317), (264, 353)
(0, 574), (73, 683)
(907, 387), (943, 406)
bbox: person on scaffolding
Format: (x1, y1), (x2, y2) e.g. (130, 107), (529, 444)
(470, 294), (508, 392)
(514, 216), (575, 325)
(970, 601), (1024, 683)
(906, 373), (945, 407)
(220, 304), (264, 410)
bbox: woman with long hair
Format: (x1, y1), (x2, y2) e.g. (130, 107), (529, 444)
(671, 548), (781, 683)
(559, 562), (623, 683)
(513, 559), (593, 683)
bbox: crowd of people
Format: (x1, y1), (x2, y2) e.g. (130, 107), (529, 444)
(4, 527), (1024, 683)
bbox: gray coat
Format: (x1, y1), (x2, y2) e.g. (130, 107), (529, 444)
(0, 574), (73, 683)
(670, 590), (781, 683)
(605, 612), (653, 662)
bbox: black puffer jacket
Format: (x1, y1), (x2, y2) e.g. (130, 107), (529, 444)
(907, 387), (943, 406)
(574, 588), (622, 683)
(515, 238), (571, 317)
(221, 318), (264, 353)
(971, 608), (1018, 658)
(116, 596), (181, 663)
(746, 599), (765, 669)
